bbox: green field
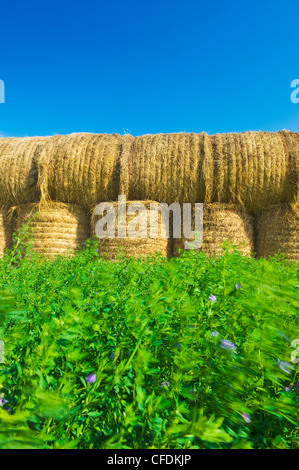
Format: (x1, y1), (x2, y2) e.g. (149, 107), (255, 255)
(0, 230), (298, 449)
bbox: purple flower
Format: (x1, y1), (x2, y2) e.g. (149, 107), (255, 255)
(220, 339), (237, 350)
(242, 413), (251, 423)
(160, 381), (170, 388)
(86, 373), (96, 384)
(277, 360), (292, 374)
(95, 249), (100, 252)
(0, 396), (7, 406)
(211, 331), (219, 337)
(109, 352), (115, 361)
(209, 294), (217, 302)
(285, 386), (290, 392)
(235, 283), (242, 290)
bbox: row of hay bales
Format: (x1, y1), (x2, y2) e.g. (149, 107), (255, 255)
(0, 201), (298, 261)
(0, 131), (298, 260)
(0, 131), (298, 210)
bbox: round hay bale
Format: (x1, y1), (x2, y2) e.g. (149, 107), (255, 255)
(38, 133), (126, 208)
(173, 203), (254, 257)
(123, 133), (213, 204)
(256, 203), (299, 261)
(0, 136), (52, 206)
(209, 132), (290, 211)
(12, 202), (90, 258)
(91, 200), (172, 259)
(278, 131), (299, 203)
(0, 207), (13, 257)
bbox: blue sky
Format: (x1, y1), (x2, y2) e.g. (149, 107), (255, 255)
(0, 0), (298, 137)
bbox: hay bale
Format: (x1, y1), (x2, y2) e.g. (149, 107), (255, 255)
(209, 132), (291, 210)
(278, 131), (299, 203)
(173, 203), (254, 257)
(38, 133), (126, 208)
(256, 203), (299, 261)
(91, 200), (172, 259)
(0, 208), (13, 257)
(123, 133), (213, 204)
(12, 202), (90, 258)
(0, 136), (52, 205)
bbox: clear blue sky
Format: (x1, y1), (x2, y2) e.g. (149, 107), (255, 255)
(0, 0), (298, 137)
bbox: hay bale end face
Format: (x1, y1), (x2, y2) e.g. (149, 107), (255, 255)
(91, 200), (172, 259)
(256, 203), (299, 261)
(0, 208), (13, 257)
(12, 202), (90, 258)
(173, 203), (254, 257)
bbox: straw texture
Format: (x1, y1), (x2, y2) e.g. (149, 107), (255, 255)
(173, 203), (254, 257)
(38, 133), (124, 208)
(256, 203), (299, 261)
(278, 130), (299, 203)
(91, 200), (171, 259)
(12, 202), (90, 258)
(123, 133), (213, 204)
(0, 207), (13, 257)
(0, 136), (52, 206)
(209, 132), (292, 210)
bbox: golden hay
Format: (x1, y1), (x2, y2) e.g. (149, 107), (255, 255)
(123, 133), (213, 204)
(0, 136), (52, 205)
(173, 203), (254, 257)
(12, 202), (90, 258)
(0, 208), (13, 257)
(256, 203), (299, 261)
(278, 131), (299, 203)
(91, 200), (172, 259)
(38, 133), (125, 208)
(209, 132), (292, 210)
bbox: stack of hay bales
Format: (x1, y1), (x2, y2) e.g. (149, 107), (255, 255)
(256, 203), (299, 261)
(120, 132), (213, 204)
(173, 203), (254, 257)
(0, 130), (298, 261)
(12, 202), (90, 258)
(91, 200), (171, 259)
(38, 133), (130, 208)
